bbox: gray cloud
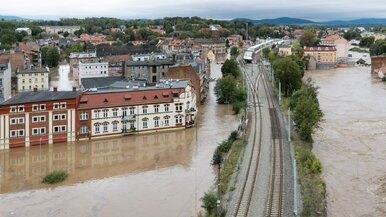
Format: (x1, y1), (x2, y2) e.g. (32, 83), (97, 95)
(1, 0), (386, 21)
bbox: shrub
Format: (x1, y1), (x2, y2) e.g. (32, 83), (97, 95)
(201, 191), (217, 215)
(42, 170), (69, 184)
(228, 131), (239, 142)
(218, 140), (232, 153)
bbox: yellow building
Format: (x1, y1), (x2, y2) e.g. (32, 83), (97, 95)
(304, 46), (337, 70)
(17, 67), (50, 92)
(278, 45), (292, 56)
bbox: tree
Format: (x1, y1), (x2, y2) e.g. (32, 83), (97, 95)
(215, 75), (237, 104)
(359, 36), (375, 47)
(290, 80), (323, 141)
(63, 31), (70, 38)
(300, 28), (319, 47)
(201, 192), (217, 215)
(230, 46), (239, 58)
(343, 29), (361, 41)
(262, 47), (270, 59)
(273, 57), (302, 97)
(292, 40), (304, 58)
(40, 46), (49, 65)
(46, 47), (60, 67)
(370, 39), (386, 56)
(221, 59), (240, 78)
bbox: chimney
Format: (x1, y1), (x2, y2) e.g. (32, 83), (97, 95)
(73, 87), (77, 91)
(33, 87), (38, 92)
(53, 87), (58, 92)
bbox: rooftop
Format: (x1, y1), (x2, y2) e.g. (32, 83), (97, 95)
(0, 91), (81, 106)
(18, 67), (49, 74)
(126, 59), (175, 66)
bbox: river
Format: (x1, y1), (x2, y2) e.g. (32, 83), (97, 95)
(306, 66), (386, 217)
(0, 63), (239, 217)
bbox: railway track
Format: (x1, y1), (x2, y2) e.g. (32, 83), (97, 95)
(262, 72), (284, 217)
(232, 61), (263, 217)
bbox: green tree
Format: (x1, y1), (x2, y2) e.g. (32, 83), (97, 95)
(201, 192), (217, 215)
(359, 36), (375, 47)
(262, 47), (270, 59)
(46, 47), (60, 67)
(40, 46), (49, 65)
(370, 39), (386, 56)
(300, 28), (319, 47)
(63, 31), (70, 38)
(215, 75), (237, 104)
(230, 46), (239, 58)
(290, 80), (323, 142)
(273, 57), (302, 97)
(221, 59), (241, 78)
(343, 29), (361, 41)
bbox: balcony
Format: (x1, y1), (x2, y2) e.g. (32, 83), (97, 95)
(185, 107), (197, 114)
(122, 114), (136, 121)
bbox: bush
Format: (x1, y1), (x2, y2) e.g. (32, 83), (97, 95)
(228, 131), (239, 142)
(201, 191), (217, 215)
(42, 170), (69, 184)
(218, 140), (232, 153)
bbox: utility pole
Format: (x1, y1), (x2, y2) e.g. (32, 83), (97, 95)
(288, 108), (291, 142)
(279, 81), (282, 105)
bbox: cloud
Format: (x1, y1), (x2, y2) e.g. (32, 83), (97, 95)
(0, 0), (386, 20)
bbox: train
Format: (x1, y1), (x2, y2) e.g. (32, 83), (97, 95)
(243, 39), (285, 63)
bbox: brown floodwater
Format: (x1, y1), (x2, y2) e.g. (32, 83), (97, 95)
(306, 66), (386, 217)
(0, 63), (239, 217)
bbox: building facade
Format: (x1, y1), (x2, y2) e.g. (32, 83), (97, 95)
(0, 60), (12, 102)
(0, 90), (81, 149)
(41, 26), (81, 34)
(17, 67), (50, 92)
(320, 35), (349, 59)
(125, 60), (175, 83)
(304, 46), (337, 70)
(76, 80), (196, 140)
(77, 61), (110, 84)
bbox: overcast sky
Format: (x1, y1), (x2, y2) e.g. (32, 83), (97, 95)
(1, 0), (386, 21)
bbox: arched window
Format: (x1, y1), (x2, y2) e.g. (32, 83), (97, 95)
(142, 118), (149, 129)
(154, 117), (160, 127)
(164, 116), (170, 126)
(94, 123), (100, 133)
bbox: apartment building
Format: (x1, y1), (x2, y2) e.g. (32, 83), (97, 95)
(76, 79), (196, 140)
(76, 61), (110, 84)
(41, 26), (81, 34)
(320, 34), (349, 59)
(125, 60), (175, 83)
(17, 67), (50, 92)
(0, 89), (81, 149)
(304, 46), (337, 70)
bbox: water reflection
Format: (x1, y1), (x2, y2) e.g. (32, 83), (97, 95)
(0, 129), (194, 193)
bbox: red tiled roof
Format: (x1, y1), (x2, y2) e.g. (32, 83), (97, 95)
(323, 34), (340, 41)
(78, 89), (184, 109)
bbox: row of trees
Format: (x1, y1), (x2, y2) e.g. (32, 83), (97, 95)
(370, 39), (386, 56)
(215, 57), (247, 114)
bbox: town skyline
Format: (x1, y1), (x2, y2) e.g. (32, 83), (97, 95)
(1, 0), (386, 21)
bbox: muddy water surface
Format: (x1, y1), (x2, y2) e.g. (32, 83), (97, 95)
(306, 66), (386, 217)
(0, 64), (238, 217)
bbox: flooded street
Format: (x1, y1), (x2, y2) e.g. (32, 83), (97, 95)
(0, 64), (239, 217)
(306, 66), (386, 217)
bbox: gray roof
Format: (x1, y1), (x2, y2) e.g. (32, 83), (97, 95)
(18, 68), (49, 74)
(0, 91), (81, 106)
(126, 60), (175, 66)
(81, 77), (147, 90)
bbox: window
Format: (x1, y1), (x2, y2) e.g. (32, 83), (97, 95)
(164, 116), (170, 126)
(80, 112), (88, 120)
(122, 108), (128, 116)
(186, 101), (190, 110)
(60, 114), (66, 120)
(10, 118), (17, 125)
(95, 123), (100, 133)
(103, 110), (108, 118)
(175, 115), (183, 124)
(33, 116), (39, 122)
(142, 118), (148, 128)
(80, 126), (88, 134)
(10, 130), (17, 137)
(10, 106), (16, 113)
(41, 78), (44, 82)
(112, 109), (118, 117)
(54, 103), (60, 109)
(40, 104), (46, 110)
(54, 126), (60, 133)
(94, 110), (100, 118)
(18, 117), (24, 124)
(61, 126), (66, 132)
(40, 128), (46, 134)
(129, 120), (135, 129)
(32, 128), (39, 135)
(154, 117), (160, 127)
(53, 115), (59, 120)
(103, 122), (108, 132)
(154, 105), (159, 113)
(142, 106), (147, 114)
(40, 116), (46, 122)
(129, 107), (135, 115)
(113, 122), (118, 132)
(18, 106), (24, 112)
(32, 104), (38, 111)
(32, 128), (45, 135)
(175, 103), (183, 112)
(18, 129), (24, 137)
